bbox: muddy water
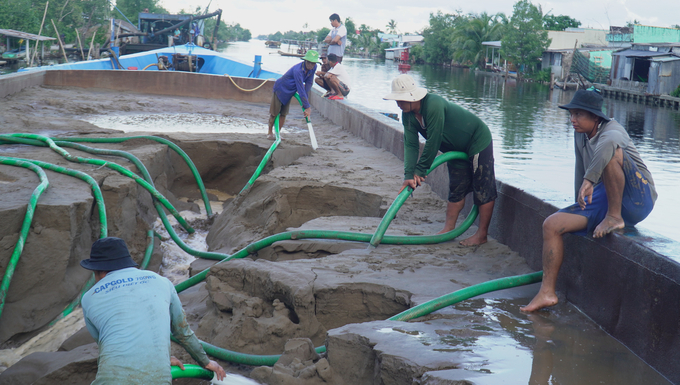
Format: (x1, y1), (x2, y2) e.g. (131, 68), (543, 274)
(446, 298), (671, 384)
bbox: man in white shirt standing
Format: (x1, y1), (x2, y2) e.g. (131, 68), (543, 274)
(317, 53), (351, 100)
(324, 13), (347, 63)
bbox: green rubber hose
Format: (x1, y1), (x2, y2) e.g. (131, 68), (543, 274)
(0, 157), (49, 321)
(52, 135), (213, 216)
(174, 206), (477, 293)
(370, 151), (472, 247)
(171, 364), (214, 380)
(240, 114), (281, 193)
(179, 271), (543, 368)
(388, 271), (544, 321)
(0, 134), (194, 234)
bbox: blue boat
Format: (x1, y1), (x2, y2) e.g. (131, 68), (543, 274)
(19, 44), (281, 79)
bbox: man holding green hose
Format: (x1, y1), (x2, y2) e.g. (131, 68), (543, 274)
(384, 74), (497, 246)
(81, 237), (225, 384)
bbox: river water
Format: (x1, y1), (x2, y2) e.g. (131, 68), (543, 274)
(219, 40), (680, 247)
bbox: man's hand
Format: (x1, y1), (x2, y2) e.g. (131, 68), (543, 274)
(398, 175), (426, 194)
(170, 356), (185, 370)
(578, 179), (594, 210)
(303, 108), (311, 118)
(204, 360), (226, 381)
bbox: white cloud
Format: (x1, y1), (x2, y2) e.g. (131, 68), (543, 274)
(156, 0), (680, 36)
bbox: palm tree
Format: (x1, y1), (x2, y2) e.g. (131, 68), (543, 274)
(451, 13), (505, 68)
(386, 19), (398, 34)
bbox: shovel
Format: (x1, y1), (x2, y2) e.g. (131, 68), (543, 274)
(304, 115), (318, 150)
(293, 93), (318, 150)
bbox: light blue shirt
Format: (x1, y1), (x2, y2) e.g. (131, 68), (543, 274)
(82, 268), (209, 384)
(327, 24), (347, 57)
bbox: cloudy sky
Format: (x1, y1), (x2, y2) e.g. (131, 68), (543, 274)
(157, 0), (679, 36)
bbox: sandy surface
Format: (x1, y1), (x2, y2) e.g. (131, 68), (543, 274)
(0, 84), (540, 384)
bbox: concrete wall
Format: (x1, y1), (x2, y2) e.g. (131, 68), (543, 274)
(43, 70), (276, 103)
(547, 29), (607, 50)
(634, 25), (680, 44)
(0, 70), (45, 99)
(1, 70), (276, 104)
(311, 92), (680, 384)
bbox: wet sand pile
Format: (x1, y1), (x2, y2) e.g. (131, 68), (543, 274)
(0, 85), (538, 384)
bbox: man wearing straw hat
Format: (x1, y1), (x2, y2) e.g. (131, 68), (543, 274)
(522, 89), (657, 312)
(81, 237), (226, 383)
(384, 74), (497, 247)
(267, 50), (322, 140)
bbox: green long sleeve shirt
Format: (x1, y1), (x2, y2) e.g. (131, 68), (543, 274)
(402, 93), (492, 179)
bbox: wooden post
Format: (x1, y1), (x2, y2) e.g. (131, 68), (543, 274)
(75, 28), (85, 61)
(550, 72), (555, 90)
(87, 30), (96, 60)
(29, 1), (49, 66)
(562, 39), (578, 83)
(51, 19), (69, 62)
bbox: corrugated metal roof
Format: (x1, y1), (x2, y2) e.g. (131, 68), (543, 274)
(0, 29), (56, 41)
(650, 56), (680, 62)
(612, 49), (676, 58)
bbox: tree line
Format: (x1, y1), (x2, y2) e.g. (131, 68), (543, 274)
(262, 0), (585, 78)
(0, 0), (252, 51)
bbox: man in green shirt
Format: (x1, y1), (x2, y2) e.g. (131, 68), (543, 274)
(384, 74), (497, 246)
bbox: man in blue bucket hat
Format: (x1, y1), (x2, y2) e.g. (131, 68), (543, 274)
(522, 89), (657, 312)
(267, 50), (322, 140)
(81, 237), (226, 383)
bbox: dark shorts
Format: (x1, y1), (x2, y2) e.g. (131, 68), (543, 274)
(337, 81), (350, 97)
(447, 141), (497, 205)
(559, 151), (655, 236)
(269, 93), (290, 117)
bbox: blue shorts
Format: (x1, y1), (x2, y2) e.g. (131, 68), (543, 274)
(559, 152), (654, 236)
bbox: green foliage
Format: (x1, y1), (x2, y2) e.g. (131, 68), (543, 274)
(525, 68), (551, 82)
(316, 28), (330, 43)
(204, 18), (252, 42)
(501, 0), (551, 78)
(0, 0), (40, 35)
(0, 0), (111, 47)
(344, 17), (356, 36)
(386, 19), (398, 34)
(543, 14), (580, 31)
(116, 0), (167, 27)
(422, 11), (466, 64)
(266, 30), (315, 42)
(451, 12), (505, 68)
(349, 29), (382, 56)
(671, 84), (680, 98)
(408, 44), (425, 64)
(625, 19), (641, 27)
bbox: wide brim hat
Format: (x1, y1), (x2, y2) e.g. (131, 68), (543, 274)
(559, 89), (611, 121)
(80, 237), (138, 271)
(383, 74), (427, 102)
(301, 50), (322, 64)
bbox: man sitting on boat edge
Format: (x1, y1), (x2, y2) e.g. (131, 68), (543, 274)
(521, 89), (657, 312)
(267, 50), (322, 140)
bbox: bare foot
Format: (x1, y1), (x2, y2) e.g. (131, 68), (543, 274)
(521, 292), (559, 312)
(267, 133), (275, 140)
(436, 226), (456, 235)
(459, 232), (487, 247)
(593, 215), (625, 238)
